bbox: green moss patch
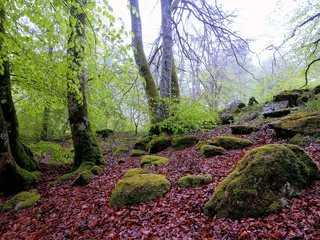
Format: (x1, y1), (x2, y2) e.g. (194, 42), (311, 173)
(147, 135), (171, 154)
(269, 111), (320, 137)
(178, 174), (212, 188)
(73, 170), (93, 185)
(133, 135), (152, 150)
(200, 145), (226, 157)
(110, 174), (171, 206)
(204, 144), (320, 219)
(91, 166), (104, 175)
(211, 136), (253, 149)
(171, 136), (198, 150)
(55, 161), (96, 183)
(124, 168), (148, 178)
(230, 125), (259, 135)
(131, 149), (146, 157)
(141, 155), (169, 167)
(112, 147), (129, 157)
(0, 190), (41, 212)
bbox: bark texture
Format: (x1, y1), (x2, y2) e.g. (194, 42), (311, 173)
(129, 0), (160, 124)
(40, 106), (50, 141)
(67, 2), (104, 169)
(171, 59), (180, 102)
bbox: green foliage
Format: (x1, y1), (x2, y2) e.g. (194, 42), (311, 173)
(178, 174), (212, 188)
(29, 141), (73, 165)
(110, 174), (171, 206)
(0, 190), (41, 212)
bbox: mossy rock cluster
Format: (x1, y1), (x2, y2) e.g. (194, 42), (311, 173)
(200, 145), (226, 157)
(263, 108), (291, 118)
(171, 136), (198, 150)
(110, 174), (171, 206)
(178, 174), (212, 188)
(147, 135), (171, 154)
(230, 125), (259, 135)
(211, 136), (253, 149)
(133, 135), (152, 150)
(124, 168), (148, 178)
(131, 149), (146, 157)
(269, 111), (320, 138)
(141, 155), (169, 167)
(0, 190), (41, 212)
(112, 147), (129, 157)
(96, 129), (113, 138)
(273, 90), (301, 107)
(204, 144), (320, 219)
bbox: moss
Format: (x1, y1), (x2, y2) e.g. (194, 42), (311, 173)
(288, 134), (310, 146)
(171, 136), (198, 150)
(200, 145), (226, 157)
(90, 166), (103, 175)
(131, 149), (146, 157)
(124, 168), (148, 178)
(112, 147), (129, 157)
(141, 155), (169, 167)
(96, 129), (113, 138)
(178, 174), (212, 188)
(147, 135), (171, 154)
(204, 144), (320, 219)
(55, 161), (95, 183)
(230, 125), (259, 135)
(73, 170), (93, 185)
(133, 135), (152, 150)
(110, 174), (171, 206)
(0, 190), (41, 212)
(273, 90), (300, 106)
(12, 139), (38, 171)
(269, 111), (320, 137)
(211, 136), (253, 149)
(118, 159), (126, 164)
(195, 141), (214, 150)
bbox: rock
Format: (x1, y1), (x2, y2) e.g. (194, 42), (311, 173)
(269, 111), (320, 137)
(133, 135), (152, 150)
(219, 113), (234, 124)
(200, 145), (226, 157)
(261, 100), (291, 118)
(124, 168), (148, 178)
(178, 174), (212, 188)
(211, 136), (253, 149)
(0, 190), (41, 212)
(112, 147), (129, 157)
(96, 129), (113, 138)
(171, 136), (198, 150)
(110, 174), (171, 206)
(204, 144), (320, 218)
(248, 97), (259, 106)
(230, 125), (259, 135)
(263, 108), (291, 118)
(312, 85), (320, 95)
(147, 135), (171, 154)
(219, 100), (246, 124)
(273, 90), (302, 107)
(131, 149), (146, 157)
(141, 155), (169, 167)
(90, 166), (104, 175)
(73, 170), (93, 185)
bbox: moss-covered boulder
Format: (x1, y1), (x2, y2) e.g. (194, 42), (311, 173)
(230, 125), (259, 135)
(263, 108), (291, 118)
(112, 147), (129, 157)
(171, 136), (198, 150)
(211, 136), (253, 149)
(204, 144), (320, 219)
(269, 111), (320, 137)
(96, 129), (113, 138)
(141, 155), (169, 167)
(133, 135), (152, 150)
(147, 135), (171, 154)
(73, 170), (93, 185)
(178, 174), (212, 188)
(110, 174), (171, 206)
(91, 166), (104, 175)
(200, 145), (226, 157)
(0, 190), (41, 212)
(131, 149), (146, 157)
(273, 90), (301, 106)
(288, 134), (311, 146)
(124, 168), (148, 178)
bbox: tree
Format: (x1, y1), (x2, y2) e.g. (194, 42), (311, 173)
(66, 0), (104, 169)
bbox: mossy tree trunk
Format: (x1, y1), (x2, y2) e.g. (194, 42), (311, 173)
(129, 0), (160, 124)
(40, 106), (50, 141)
(67, 1), (104, 169)
(0, 105), (37, 194)
(171, 59), (180, 103)
(0, 7), (37, 172)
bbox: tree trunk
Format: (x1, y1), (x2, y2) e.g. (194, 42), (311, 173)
(67, 2), (104, 169)
(40, 106), (50, 141)
(129, 0), (160, 124)
(171, 59), (180, 102)
(0, 7), (37, 172)
(0, 105), (37, 194)
(157, 0), (174, 121)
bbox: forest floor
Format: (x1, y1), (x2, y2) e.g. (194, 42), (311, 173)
(0, 124), (320, 239)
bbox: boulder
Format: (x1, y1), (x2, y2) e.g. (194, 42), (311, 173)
(171, 136), (198, 150)
(110, 174), (171, 206)
(261, 101), (290, 118)
(147, 135), (171, 154)
(273, 90), (302, 107)
(112, 147), (129, 157)
(200, 145), (226, 157)
(141, 155), (169, 167)
(133, 135), (152, 150)
(219, 100), (246, 124)
(263, 108), (291, 118)
(178, 174), (212, 188)
(131, 149), (146, 157)
(204, 144), (320, 218)
(211, 136), (253, 149)
(269, 111), (320, 137)
(0, 190), (41, 212)
(73, 170), (93, 185)
(230, 125), (259, 135)
(124, 168), (148, 178)
(96, 129), (113, 138)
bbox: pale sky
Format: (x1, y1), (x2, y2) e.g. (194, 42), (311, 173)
(108, 0), (296, 58)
